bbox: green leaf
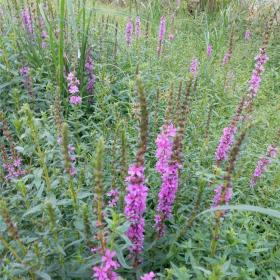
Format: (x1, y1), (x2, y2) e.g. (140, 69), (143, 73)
(197, 205), (280, 219)
(35, 271), (52, 280)
(170, 262), (191, 279)
(115, 248), (132, 269)
(23, 204), (42, 218)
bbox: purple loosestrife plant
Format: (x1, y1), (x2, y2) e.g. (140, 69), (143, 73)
(189, 58), (199, 77)
(250, 145), (278, 187)
(21, 8), (33, 35)
(245, 48), (269, 108)
(85, 54), (96, 103)
(19, 66), (30, 77)
(212, 184), (233, 207)
(245, 30), (252, 41)
(2, 157), (26, 181)
(222, 51), (231, 65)
(20, 66), (35, 101)
(135, 16), (141, 38)
(154, 123), (178, 236)
(124, 164), (148, 255)
(207, 44), (213, 57)
(213, 128), (249, 212)
(107, 189), (119, 208)
(215, 126), (237, 164)
(124, 76), (149, 264)
(92, 249), (120, 280)
(215, 43), (270, 165)
(125, 18), (133, 46)
(141, 272), (156, 280)
(222, 30), (234, 65)
(67, 72), (82, 105)
(157, 16), (166, 56)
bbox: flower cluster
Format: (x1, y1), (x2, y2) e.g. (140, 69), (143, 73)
(215, 125), (237, 163)
(154, 124), (179, 236)
(19, 66), (34, 100)
(124, 164), (148, 256)
(222, 51), (231, 65)
(189, 58), (199, 76)
(19, 66), (30, 77)
(250, 145), (278, 187)
(107, 189), (119, 208)
(21, 8), (33, 34)
(85, 54), (96, 95)
(92, 249), (120, 280)
(207, 44), (212, 57)
(247, 49), (269, 101)
(244, 30), (251, 41)
(141, 272), (156, 280)
(157, 16), (166, 55)
(2, 156), (25, 181)
(67, 72), (82, 105)
(212, 184), (233, 207)
(125, 18), (133, 46)
(155, 124), (176, 174)
(135, 16), (141, 38)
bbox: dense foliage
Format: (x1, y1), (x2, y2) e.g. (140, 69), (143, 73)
(0, 1), (280, 279)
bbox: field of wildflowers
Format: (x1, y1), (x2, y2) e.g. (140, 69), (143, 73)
(0, 0), (280, 279)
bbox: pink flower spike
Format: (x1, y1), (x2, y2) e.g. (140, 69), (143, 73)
(69, 95), (82, 105)
(135, 16), (141, 38)
(215, 125), (237, 163)
(141, 272), (156, 280)
(189, 58), (199, 76)
(250, 145), (278, 187)
(125, 18), (133, 46)
(244, 30), (251, 41)
(207, 44), (212, 57)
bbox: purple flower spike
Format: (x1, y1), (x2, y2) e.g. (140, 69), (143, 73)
(244, 30), (251, 41)
(107, 189), (119, 208)
(157, 16), (166, 56)
(124, 163), (148, 256)
(222, 51), (231, 65)
(67, 72), (82, 105)
(69, 95), (82, 105)
(21, 8), (33, 34)
(250, 145), (278, 187)
(244, 48), (269, 108)
(135, 16), (141, 38)
(212, 184), (233, 207)
(215, 125), (237, 163)
(207, 44), (212, 57)
(92, 249), (120, 280)
(19, 66), (30, 77)
(141, 272), (156, 280)
(125, 18), (133, 46)
(154, 124), (181, 237)
(189, 58), (199, 76)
